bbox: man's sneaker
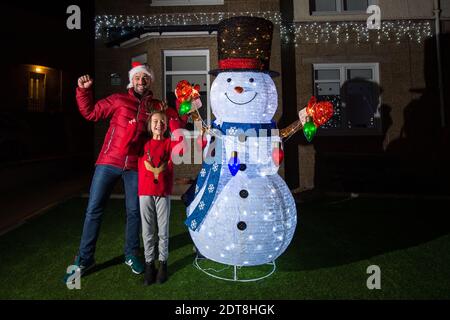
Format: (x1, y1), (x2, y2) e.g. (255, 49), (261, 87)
(125, 255), (144, 274)
(63, 255), (95, 284)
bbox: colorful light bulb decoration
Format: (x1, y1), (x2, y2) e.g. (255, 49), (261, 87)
(175, 80), (201, 116)
(272, 142), (284, 166)
(227, 151), (240, 176)
(306, 96), (334, 127)
(179, 100), (192, 116)
(303, 116), (317, 142)
(175, 80), (193, 102)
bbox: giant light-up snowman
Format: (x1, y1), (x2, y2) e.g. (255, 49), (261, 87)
(180, 17), (332, 277)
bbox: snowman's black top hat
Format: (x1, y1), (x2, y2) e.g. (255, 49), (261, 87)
(209, 16), (280, 77)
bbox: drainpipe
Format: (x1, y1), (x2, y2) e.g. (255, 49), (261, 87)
(434, 0), (446, 127)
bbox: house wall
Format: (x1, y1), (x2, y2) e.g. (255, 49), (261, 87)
(295, 37), (436, 192)
(94, 0), (284, 186)
(292, 0), (449, 193)
(294, 0), (436, 22)
(93, 0), (447, 194)
(95, 0), (279, 14)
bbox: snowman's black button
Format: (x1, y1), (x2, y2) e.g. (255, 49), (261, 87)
(239, 190), (249, 198)
(239, 164), (247, 171)
(237, 221), (247, 231)
(153, 179), (158, 184)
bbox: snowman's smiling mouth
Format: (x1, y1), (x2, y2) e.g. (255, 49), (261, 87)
(225, 92), (258, 105)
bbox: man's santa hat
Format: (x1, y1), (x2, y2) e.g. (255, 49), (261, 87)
(127, 62), (155, 89)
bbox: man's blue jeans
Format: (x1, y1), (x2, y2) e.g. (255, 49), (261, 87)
(78, 165), (141, 262)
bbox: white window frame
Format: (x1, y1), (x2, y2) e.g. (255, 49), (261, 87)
(311, 0), (378, 15)
(313, 62), (381, 135)
(163, 49), (211, 135)
(151, 0), (224, 6)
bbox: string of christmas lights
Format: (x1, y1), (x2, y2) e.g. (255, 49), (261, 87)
(287, 20), (433, 46)
(95, 12), (433, 45)
(95, 11), (282, 39)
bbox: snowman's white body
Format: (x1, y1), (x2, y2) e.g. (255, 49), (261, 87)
(187, 72), (297, 266)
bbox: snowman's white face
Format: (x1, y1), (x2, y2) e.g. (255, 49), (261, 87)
(210, 72), (277, 123)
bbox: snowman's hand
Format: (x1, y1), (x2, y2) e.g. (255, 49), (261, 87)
(190, 97), (202, 111)
(189, 109), (209, 132)
(298, 107), (308, 126)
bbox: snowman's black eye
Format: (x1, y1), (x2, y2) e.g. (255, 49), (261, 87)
(249, 78), (254, 83)
(227, 78), (232, 83)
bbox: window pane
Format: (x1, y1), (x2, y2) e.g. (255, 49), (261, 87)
(166, 74), (207, 92)
(314, 0), (337, 11)
(347, 69), (373, 80)
(315, 83), (342, 129)
(28, 72), (46, 112)
(344, 0), (368, 11)
(315, 69), (340, 80)
(344, 80), (378, 128)
(166, 56), (207, 71)
(315, 82), (341, 95)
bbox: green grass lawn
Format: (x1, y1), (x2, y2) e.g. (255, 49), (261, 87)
(1, 196), (450, 300)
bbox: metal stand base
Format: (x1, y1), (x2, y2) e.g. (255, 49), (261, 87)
(193, 256), (276, 282)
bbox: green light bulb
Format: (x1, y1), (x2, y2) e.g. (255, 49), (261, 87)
(303, 117), (317, 142)
(179, 100), (192, 116)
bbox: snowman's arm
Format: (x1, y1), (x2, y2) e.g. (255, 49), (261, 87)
(190, 110), (209, 133)
(280, 108), (308, 139)
(190, 111), (202, 124)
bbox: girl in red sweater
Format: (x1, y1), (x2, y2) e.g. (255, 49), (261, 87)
(123, 102), (186, 285)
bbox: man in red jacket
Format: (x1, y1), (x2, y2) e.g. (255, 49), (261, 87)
(64, 62), (158, 281)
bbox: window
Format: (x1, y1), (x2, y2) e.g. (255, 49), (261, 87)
(25, 65), (63, 113)
(28, 72), (46, 112)
(151, 0), (224, 6)
(310, 0), (374, 14)
(164, 50), (211, 131)
(313, 63), (381, 134)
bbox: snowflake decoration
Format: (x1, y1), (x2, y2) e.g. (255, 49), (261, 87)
(200, 168), (207, 178)
(208, 184), (215, 193)
(212, 163), (219, 172)
(199, 201), (205, 210)
(227, 127), (238, 136)
(195, 185), (199, 194)
(191, 220), (197, 230)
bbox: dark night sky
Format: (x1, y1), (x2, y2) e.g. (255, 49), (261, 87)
(2, 1), (94, 72)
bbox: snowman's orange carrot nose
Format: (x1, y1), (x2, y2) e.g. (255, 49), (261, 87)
(234, 86), (244, 94)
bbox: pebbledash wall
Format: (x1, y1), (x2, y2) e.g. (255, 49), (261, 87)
(93, 0), (449, 194)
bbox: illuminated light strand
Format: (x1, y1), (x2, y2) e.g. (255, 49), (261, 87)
(287, 20), (433, 46)
(96, 13), (433, 46)
(95, 11), (282, 39)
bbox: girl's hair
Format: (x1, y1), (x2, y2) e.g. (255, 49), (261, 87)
(146, 110), (170, 138)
